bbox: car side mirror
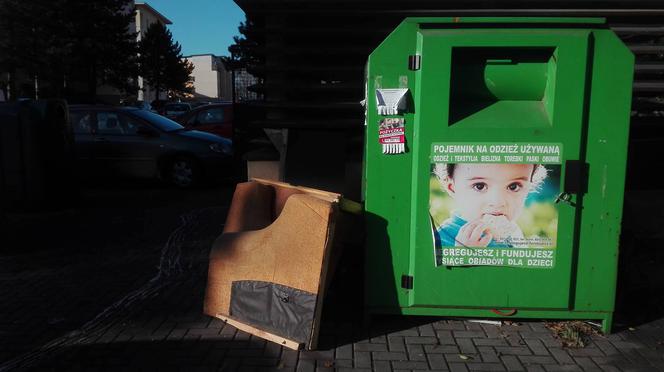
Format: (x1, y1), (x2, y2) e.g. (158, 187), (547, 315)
(136, 126), (158, 137)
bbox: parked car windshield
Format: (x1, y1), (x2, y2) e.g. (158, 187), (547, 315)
(131, 110), (185, 132)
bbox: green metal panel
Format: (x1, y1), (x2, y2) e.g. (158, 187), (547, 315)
(411, 30), (590, 309)
(572, 31), (634, 312)
(365, 20), (419, 310)
(364, 17), (633, 332)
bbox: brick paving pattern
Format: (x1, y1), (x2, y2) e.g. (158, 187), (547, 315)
(1, 185), (663, 371)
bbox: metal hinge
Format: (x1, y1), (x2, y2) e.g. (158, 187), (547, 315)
(401, 275), (414, 289)
(408, 55), (421, 70)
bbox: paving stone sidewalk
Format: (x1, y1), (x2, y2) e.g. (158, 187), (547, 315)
(9, 272), (664, 372)
(1, 185), (664, 372)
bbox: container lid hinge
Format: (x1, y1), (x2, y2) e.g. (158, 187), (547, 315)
(408, 55), (421, 70)
(401, 275), (413, 289)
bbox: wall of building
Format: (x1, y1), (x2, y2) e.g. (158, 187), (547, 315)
(188, 55), (220, 99)
(219, 63), (233, 101)
(136, 10), (161, 40)
(186, 55), (233, 101)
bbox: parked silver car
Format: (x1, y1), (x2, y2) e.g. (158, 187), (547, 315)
(69, 105), (233, 187)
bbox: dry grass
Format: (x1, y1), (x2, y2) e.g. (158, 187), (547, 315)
(545, 321), (600, 348)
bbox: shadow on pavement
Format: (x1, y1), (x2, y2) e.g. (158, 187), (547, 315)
(2, 181), (664, 372)
(0, 180), (234, 369)
(615, 189), (664, 330)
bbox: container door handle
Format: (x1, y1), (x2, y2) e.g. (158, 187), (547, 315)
(555, 192), (576, 207)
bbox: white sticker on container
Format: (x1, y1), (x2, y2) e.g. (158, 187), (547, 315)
(375, 88), (408, 115)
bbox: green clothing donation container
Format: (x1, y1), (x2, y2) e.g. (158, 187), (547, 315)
(364, 17), (634, 333)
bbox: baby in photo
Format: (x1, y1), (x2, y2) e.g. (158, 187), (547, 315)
(433, 163), (547, 248)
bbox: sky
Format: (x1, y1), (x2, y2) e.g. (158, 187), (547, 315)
(143, 0), (246, 57)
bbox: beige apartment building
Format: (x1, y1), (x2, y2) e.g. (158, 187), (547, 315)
(184, 54), (232, 101)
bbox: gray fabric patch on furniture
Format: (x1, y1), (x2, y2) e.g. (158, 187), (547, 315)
(230, 280), (316, 344)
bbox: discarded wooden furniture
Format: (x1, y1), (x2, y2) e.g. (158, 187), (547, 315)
(204, 178), (343, 350)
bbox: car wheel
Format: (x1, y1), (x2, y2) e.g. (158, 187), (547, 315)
(169, 156), (200, 188)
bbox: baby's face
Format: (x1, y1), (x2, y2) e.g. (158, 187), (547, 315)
(446, 163), (534, 222)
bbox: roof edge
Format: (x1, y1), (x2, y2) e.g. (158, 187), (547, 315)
(183, 53), (221, 58)
(135, 2), (173, 25)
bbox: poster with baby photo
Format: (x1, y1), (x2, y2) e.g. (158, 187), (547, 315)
(429, 142), (562, 269)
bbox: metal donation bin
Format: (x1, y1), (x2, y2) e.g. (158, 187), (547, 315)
(364, 17), (634, 332)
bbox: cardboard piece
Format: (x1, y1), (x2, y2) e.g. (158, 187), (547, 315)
(204, 179), (342, 350)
